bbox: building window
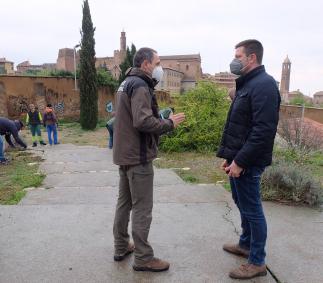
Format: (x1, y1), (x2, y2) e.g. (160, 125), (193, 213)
(34, 83), (45, 96)
(186, 65), (189, 71)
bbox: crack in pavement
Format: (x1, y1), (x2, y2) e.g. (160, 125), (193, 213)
(222, 200), (240, 236)
(222, 200), (282, 283)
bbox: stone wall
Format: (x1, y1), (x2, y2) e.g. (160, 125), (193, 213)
(280, 104), (323, 124)
(0, 76), (114, 120)
(0, 81), (8, 117)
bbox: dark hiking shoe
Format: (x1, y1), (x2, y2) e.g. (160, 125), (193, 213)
(40, 141), (46, 145)
(32, 142), (37, 147)
(229, 263), (267, 279)
(133, 257), (170, 272)
(223, 243), (250, 258)
(114, 242), (135, 261)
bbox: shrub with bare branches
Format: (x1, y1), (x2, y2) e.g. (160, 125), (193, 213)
(278, 117), (323, 156)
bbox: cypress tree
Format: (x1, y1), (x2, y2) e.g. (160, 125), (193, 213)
(79, 0), (98, 130)
(118, 43), (136, 84)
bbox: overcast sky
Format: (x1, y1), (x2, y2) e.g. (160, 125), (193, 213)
(1, 0), (322, 96)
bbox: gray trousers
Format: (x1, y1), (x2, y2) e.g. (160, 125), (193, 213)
(113, 161), (154, 265)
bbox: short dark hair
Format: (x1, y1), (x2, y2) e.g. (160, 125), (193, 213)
(235, 39), (263, 64)
(133, 47), (157, 67)
(47, 103), (52, 107)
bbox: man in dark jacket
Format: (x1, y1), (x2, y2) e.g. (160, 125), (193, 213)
(113, 47), (185, 272)
(0, 117), (27, 164)
(217, 40), (280, 280)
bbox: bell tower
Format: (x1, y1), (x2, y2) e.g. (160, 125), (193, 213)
(120, 30), (126, 52)
(280, 55), (291, 94)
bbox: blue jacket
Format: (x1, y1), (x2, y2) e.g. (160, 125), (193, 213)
(0, 117), (27, 148)
(217, 66), (281, 168)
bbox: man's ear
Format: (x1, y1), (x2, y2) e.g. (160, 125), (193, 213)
(251, 53), (257, 64)
(141, 59), (148, 69)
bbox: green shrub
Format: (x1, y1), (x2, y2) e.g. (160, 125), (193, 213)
(159, 81), (229, 153)
(96, 68), (119, 91)
(261, 160), (323, 206)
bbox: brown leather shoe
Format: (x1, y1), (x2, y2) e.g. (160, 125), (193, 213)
(133, 257), (170, 272)
(114, 242), (135, 261)
(223, 243), (249, 258)
(229, 263), (267, 279)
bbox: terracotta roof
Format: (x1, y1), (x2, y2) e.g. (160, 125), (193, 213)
(17, 61), (31, 66)
(160, 54), (201, 61)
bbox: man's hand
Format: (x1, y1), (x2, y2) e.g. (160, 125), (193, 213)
(169, 113), (185, 128)
(220, 160), (228, 172)
(225, 160), (243, 178)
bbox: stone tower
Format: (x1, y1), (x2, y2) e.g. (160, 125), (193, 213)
(120, 31), (126, 52)
(280, 55), (291, 94)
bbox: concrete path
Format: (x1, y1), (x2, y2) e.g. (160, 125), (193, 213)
(0, 144), (322, 283)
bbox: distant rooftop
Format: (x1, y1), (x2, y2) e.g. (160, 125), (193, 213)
(160, 54), (201, 60)
(0, 57), (14, 64)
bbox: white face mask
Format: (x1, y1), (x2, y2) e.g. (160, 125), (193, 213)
(152, 66), (164, 82)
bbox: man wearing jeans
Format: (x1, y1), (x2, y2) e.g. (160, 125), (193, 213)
(217, 39), (280, 279)
(0, 117), (27, 164)
(0, 134), (7, 164)
(112, 47), (185, 272)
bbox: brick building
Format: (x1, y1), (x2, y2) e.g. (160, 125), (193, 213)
(16, 61), (56, 74)
(0, 58), (14, 75)
(157, 54), (202, 93)
(155, 67), (184, 94)
(313, 91), (323, 105)
(203, 72), (237, 89)
(56, 48), (80, 73)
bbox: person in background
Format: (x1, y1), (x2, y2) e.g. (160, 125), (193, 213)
(106, 113), (115, 149)
(0, 117), (27, 164)
(26, 104), (46, 147)
(43, 104), (59, 145)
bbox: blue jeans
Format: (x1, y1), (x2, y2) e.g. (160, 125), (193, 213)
(30, 124), (42, 136)
(229, 166), (267, 266)
(107, 126), (113, 149)
(46, 124), (58, 145)
(0, 135), (5, 161)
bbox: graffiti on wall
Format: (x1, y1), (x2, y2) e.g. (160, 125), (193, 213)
(54, 102), (65, 114)
(8, 95), (29, 115)
(106, 101), (113, 112)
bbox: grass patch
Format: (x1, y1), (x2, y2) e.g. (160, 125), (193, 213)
(154, 151), (227, 184)
(223, 182), (231, 192)
(175, 170), (199, 183)
(0, 150), (45, 205)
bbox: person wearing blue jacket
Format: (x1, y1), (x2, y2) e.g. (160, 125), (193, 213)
(217, 39), (281, 280)
(0, 117), (27, 164)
